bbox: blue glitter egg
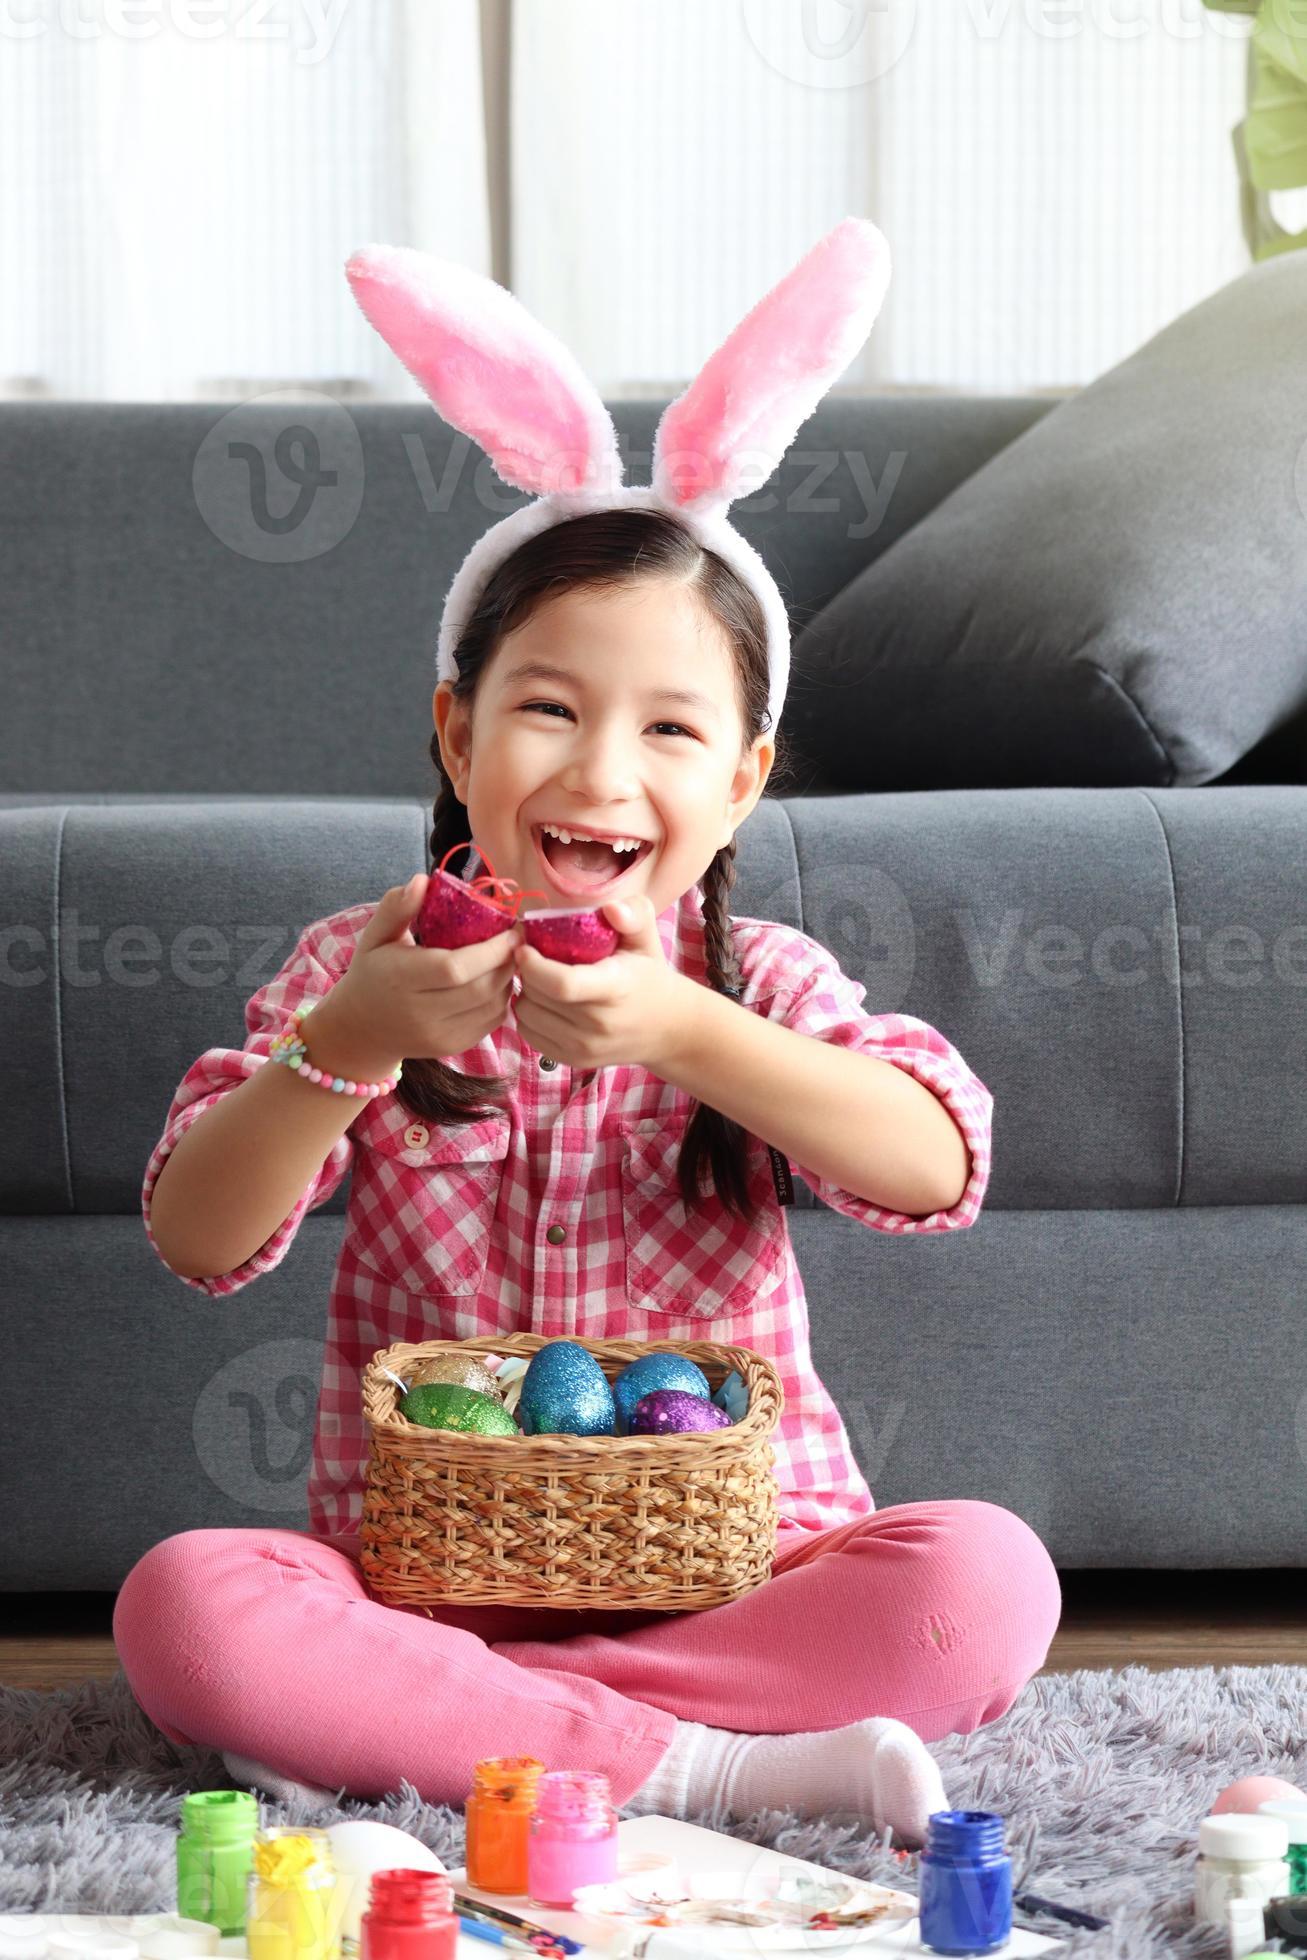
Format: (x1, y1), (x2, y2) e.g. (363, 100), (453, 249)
(517, 1340), (616, 1437)
(611, 1353), (712, 1435)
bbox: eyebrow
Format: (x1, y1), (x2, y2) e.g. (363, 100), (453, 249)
(499, 659), (721, 720)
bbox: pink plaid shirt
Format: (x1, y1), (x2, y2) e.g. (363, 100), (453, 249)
(142, 879), (994, 1543)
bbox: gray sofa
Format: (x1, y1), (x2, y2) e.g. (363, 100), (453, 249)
(3, 397), (1304, 1591)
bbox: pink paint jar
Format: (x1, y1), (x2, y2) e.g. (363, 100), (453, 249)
(525, 1770), (619, 1907)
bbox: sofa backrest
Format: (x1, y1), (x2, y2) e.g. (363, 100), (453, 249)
(0, 396), (1055, 800)
(5, 787), (1305, 1226)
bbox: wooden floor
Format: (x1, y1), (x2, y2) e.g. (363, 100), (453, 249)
(5, 1572), (1307, 1691)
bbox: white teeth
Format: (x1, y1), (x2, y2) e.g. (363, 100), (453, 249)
(539, 823), (645, 854)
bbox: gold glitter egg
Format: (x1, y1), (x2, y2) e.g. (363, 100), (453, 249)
(405, 1354), (505, 1401)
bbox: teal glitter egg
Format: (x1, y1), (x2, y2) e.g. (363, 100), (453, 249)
(611, 1353), (712, 1435)
(517, 1341), (616, 1437)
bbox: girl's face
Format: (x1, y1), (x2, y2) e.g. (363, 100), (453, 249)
(433, 577), (774, 916)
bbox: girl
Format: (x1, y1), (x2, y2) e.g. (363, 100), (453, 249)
(114, 222), (1061, 1846)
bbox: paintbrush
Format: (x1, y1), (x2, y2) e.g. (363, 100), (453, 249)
(453, 1893), (584, 1956)
(1012, 1889), (1109, 1932)
(458, 1918), (541, 1953)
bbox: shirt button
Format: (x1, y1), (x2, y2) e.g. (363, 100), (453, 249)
(404, 1123), (430, 1149)
(545, 1224), (567, 1245)
(540, 1056), (558, 1071)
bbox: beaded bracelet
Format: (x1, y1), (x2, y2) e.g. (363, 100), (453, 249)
(268, 999), (404, 1099)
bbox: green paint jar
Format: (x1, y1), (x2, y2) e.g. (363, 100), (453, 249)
(177, 1789), (260, 1936)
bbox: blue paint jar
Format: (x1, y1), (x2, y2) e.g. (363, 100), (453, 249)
(919, 1809), (1013, 1955)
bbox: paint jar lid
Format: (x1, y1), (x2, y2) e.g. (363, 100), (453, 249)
(1260, 1801), (1307, 1844)
(1200, 1814), (1290, 1860)
(180, 1791), (259, 1841)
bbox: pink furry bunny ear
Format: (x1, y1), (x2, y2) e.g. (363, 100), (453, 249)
(345, 243), (624, 499)
(652, 217), (891, 516)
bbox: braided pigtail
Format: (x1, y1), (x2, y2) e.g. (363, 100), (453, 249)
(675, 837), (768, 1231)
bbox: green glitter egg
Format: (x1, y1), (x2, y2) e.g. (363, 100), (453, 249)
(400, 1382), (519, 1436)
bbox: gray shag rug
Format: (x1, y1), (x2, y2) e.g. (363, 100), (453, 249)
(2, 1662), (1302, 1958)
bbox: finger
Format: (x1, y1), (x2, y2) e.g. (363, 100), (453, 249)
(599, 892), (660, 950)
(446, 987), (515, 1053)
(461, 924), (524, 976)
(515, 941), (592, 999)
(511, 995), (572, 1054)
(477, 984), (517, 1042)
(417, 926), (522, 989)
(473, 951), (528, 1005)
(363, 874), (428, 951)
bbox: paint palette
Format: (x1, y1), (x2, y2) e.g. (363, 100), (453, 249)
(569, 1867), (919, 1951)
(454, 1816), (1069, 1956)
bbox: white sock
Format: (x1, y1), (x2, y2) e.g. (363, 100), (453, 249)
(221, 1749), (340, 1807)
(622, 1715), (949, 1847)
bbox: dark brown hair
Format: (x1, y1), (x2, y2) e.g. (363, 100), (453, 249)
(396, 504), (793, 1227)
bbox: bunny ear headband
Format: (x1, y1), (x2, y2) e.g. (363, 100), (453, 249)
(344, 217), (891, 738)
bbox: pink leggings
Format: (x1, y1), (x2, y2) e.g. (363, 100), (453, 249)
(113, 1499), (1061, 1808)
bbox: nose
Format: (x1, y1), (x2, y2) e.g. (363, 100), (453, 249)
(559, 721), (641, 803)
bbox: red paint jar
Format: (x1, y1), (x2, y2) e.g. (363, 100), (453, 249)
(359, 1869), (457, 1960)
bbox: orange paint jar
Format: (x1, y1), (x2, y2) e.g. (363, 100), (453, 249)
(464, 1757), (545, 1896)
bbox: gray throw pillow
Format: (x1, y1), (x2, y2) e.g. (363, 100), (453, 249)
(787, 251), (1307, 790)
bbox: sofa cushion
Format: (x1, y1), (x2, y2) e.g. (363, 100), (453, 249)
(786, 252), (1307, 791)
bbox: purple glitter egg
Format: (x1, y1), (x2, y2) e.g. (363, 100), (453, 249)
(414, 867), (516, 950)
(629, 1389), (734, 1436)
(522, 905), (620, 965)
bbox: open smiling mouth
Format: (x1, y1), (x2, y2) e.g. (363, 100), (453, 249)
(531, 825), (654, 898)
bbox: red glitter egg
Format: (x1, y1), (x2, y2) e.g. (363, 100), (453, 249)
(414, 868), (516, 949)
(522, 906), (620, 965)
(413, 844), (548, 951)
(629, 1389), (734, 1436)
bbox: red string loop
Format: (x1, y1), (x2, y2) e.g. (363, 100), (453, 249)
(435, 842), (548, 918)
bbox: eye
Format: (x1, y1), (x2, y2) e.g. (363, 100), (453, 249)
(519, 701), (697, 739)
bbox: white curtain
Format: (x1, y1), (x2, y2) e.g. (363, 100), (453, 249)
(0, 0), (1269, 399)
(511, 0), (1257, 394)
(0, 0), (489, 401)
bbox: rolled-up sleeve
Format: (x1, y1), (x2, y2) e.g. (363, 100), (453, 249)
(744, 927), (994, 1233)
(142, 918), (357, 1295)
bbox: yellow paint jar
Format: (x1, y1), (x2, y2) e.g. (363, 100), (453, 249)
(245, 1827), (340, 1960)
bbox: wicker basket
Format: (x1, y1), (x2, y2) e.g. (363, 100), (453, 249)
(358, 1334), (784, 1613)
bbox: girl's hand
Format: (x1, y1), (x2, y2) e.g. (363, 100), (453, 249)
(511, 894), (696, 1073)
(323, 875), (522, 1067)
